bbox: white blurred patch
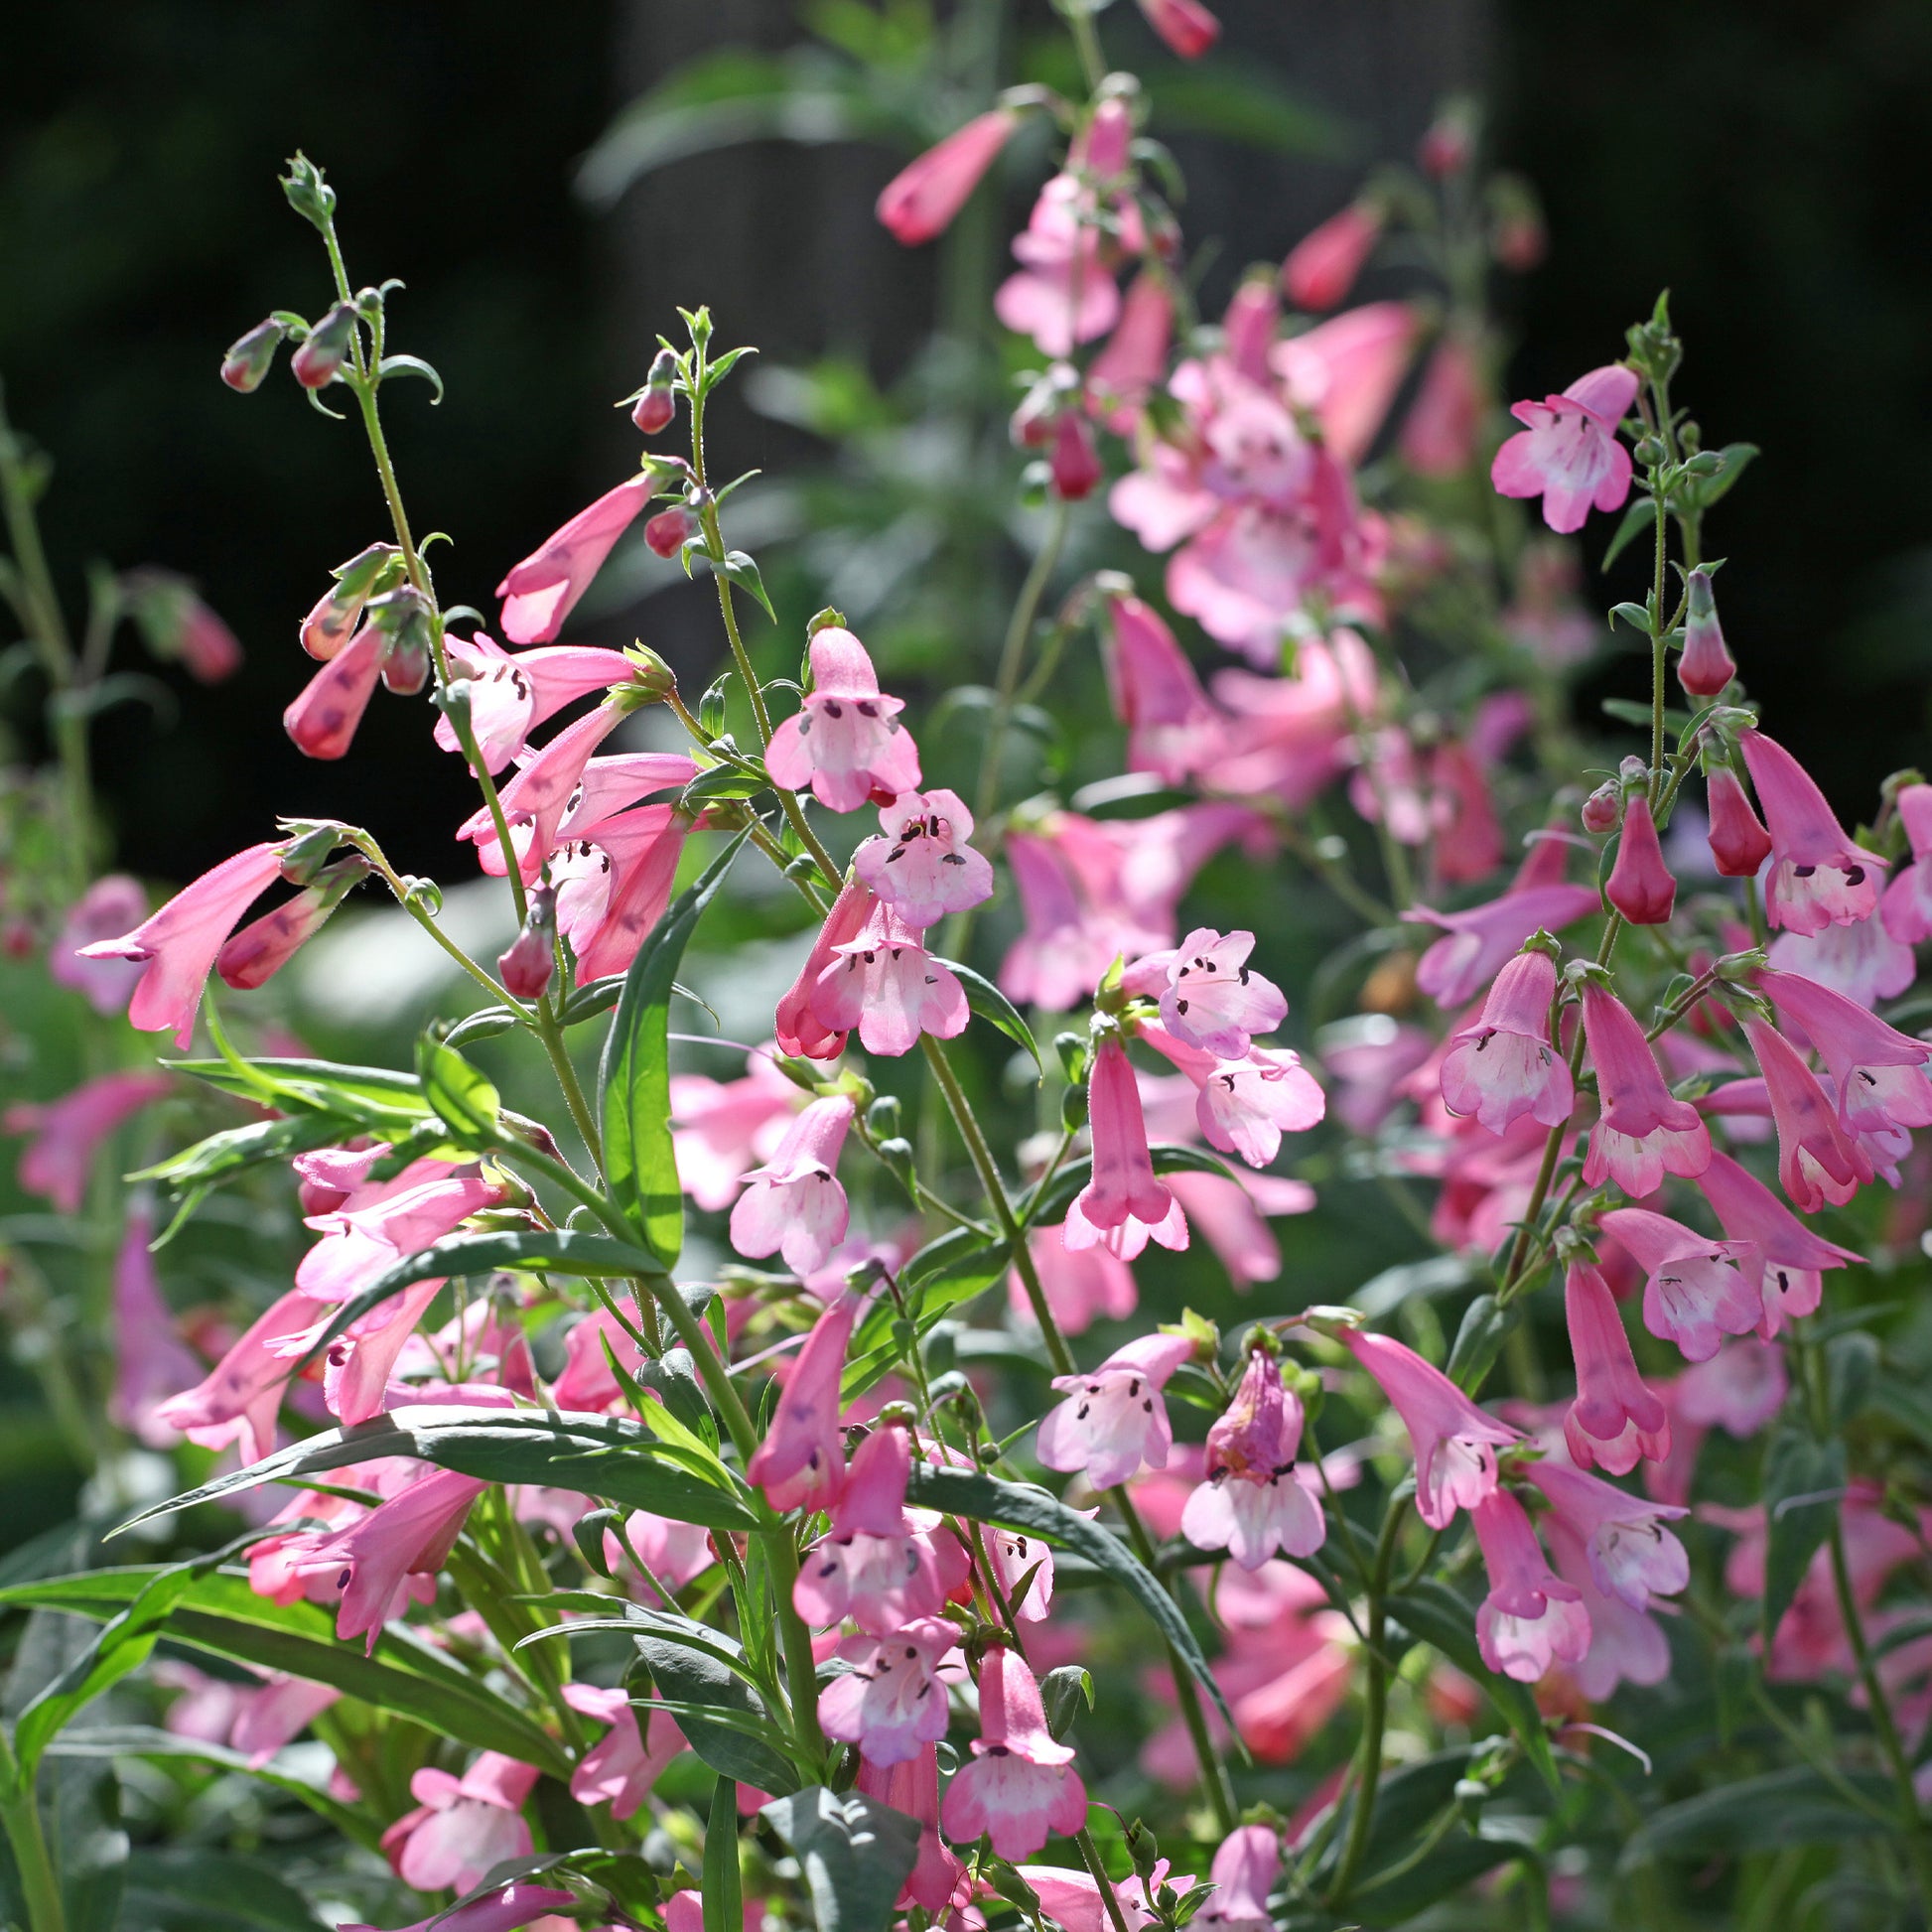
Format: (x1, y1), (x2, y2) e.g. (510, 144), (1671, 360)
(292, 878), (515, 1026)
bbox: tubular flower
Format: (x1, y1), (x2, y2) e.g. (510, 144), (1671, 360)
(109, 1202), (203, 1448)
(6, 1071), (174, 1215)
(1179, 1349), (1325, 1569)
(283, 623), (384, 759)
(381, 1752), (537, 1895)
(1581, 982), (1712, 1197)
(1745, 1017), (1873, 1212)
(1706, 765), (1773, 878)
(1281, 202), (1382, 312)
(776, 878), (875, 1059)
(816, 1615), (958, 1766)
(1404, 880), (1601, 1009)
(1131, 926), (1288, 1057)
(1136, 0), (1220, 58)
(876, 110), (1019, 246)
(1598, 1204), (1761, 1363)
(1011, 1227), (1138, 1336)
(1064, 1038), (1188, 1258)
(434, 635), (630, 772)
(1489, 364), (1639, 534)
(495, 475), (654, 643)
(1737, 729), (1884, 933)
(1102, 594), (1223, 784)
(1401, 330), (1483, 477)
(744, 1288), (864, 1513)
(1677, 567), (1736, 696)
(1605, 791), (1676, 924)
(1880, 781), (1932, 943)
(561, 1685), (683, 1819)
(1696, 1147), (1863, 1336)
(1525, 1460), (1690, 1612)
(1471, 1489), (1591, 1683)
(729, 1095), (855, 1276)
(1438, 948), (1573, 1135)
(809, 903), (970, 1057)
(765, 626), (920, 811)
(1758, 967), (1932, 1140)
(1564, 1260), (1671, 1476)
(938, 1647), (1087, 1861)
(852, 787), (994, 928)
(1140, 1024), (1325, 1168)
(1036, 1332), (1195, 1490)
(857, 1747), (964, 1915)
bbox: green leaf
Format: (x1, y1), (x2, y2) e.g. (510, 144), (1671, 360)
(416, 1034), (504, 1148)
(601, 830), (749, 1262)
(635, 1631), (799, 1792)
(166, 1054), (431, 1128)
(1618, 1766), (1890, 1867)
(902, 1463), (1234, 1733)
(1384, 1581), (1559, 1793)
(120, 1848), (332, 1932)
(681, 761), (770, 807)
(1598, 496), (1655, 573)
(0, 1568), (567, 1773)
(842, 1230), (1010, 1401)
(759, 1787), (922, 1932)
(703, 1777), (745, 1932)
(1039, 1665), (1092, 1739)
(1600, 696), (1693, 736)
(1446, 1293), (1518, 1393)
(714, 549), (776, 621)
(375, 353), (445, 405)
(131, 1114), (350, 1191)
(934, 959), (1041, 1073)
(1761, 1429), (1846, 1649)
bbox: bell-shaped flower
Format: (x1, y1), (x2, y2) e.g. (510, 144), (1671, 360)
(1706, 765), (1774, 878)
(1598, 1204), (1762, 1363)
(51, 874), (149, 1015)
(1036, 1332), (1195, 1490)
(999, 830), (1131, 1013)
(1281, 202), (1382, 311)
(435, 635), (631, 772)
(1605, 792), (1676, 924)
(1696, 1148), (1861, 1337)
(1140, 1026), (1325, 1169)
(1767, 912), (1916, 1008)
(227, 1673), (344, 1767)
(776, 879), (874, 1059)
(284, 623), (384, 760)
(109, 1202), (203, 1448)
(857, 1746), (964, 1915)
(561, 1684), (683, 1819)
(1194, 1825), (1280, 1932)
(1011, 1227), (1138, 1335)
(765, 626), (920, 811)
(457, 702), (630, 883)
(1087, 274), (1174, 434)
(554, 804), (694, 982)
(6, 1070), (173, 1215)
(745, 1288), (863, 1512)
(1759, 967), (1932, 1139)
(670, 1050), (800, 1212)
(809, 904), (970, 1057)
(79, 840), (288, 1045)
(1525, 1460), (1689, 1612)
(1470, 1489), (1591, 1682)
(1544, 1518), (1672, 1701)
(298, 1166), (504, 1304)
(1737, 729), (1884, 933)
(938, 1647), (1086, 1860)
(1489, 364), (1638, 534)
(817, 1614), (957, 1765)
(1403, 879), (1601, 1009)
(1102, 595), (1223, 784)
(1564, 1260), (1671, 1476)
(980, 1520), (1056, 1623)
(876, 109), (1020, 245)
(1881, 781), (1932, 943)
(851, 787), (993, 928)
(153, 1286), (332, 1463)
(1745, 1017), (1872, 1212)
(1439, 948), (1573, 1135)
(1137, 0), (1220, 59)
(1677, 567), (1736, 696)
(1179, 1349), (1325, 1569)
(1064, 1039), (1188, 1258)
(1132, 927), (1287, 1057)
(728, 1094), (854, 1276)
(1581, 983), (1712, 1197)
(381, 1752), (538, 1895)
(340, 1881), (577, 1932)
(995, 174), (1121, 358)
(496, 475), (654, 643)
(1339, 1328), (1520, 1529)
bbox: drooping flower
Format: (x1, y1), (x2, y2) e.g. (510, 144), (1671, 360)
(1338, 1328), (1520, 1529)
(1598, 1204), (1761, 1363)
(108, 1202), (203, 1448)
(1194, 1825), (1280, 1932)
(1400, 330), (1483, 477)
(1677, 567), (1736, 696)
(1696, 1147), (1862, 1337)
(1102, 594), (1223, 784)
(776, 879), (874, 1060)
(1140, 1025), (1325, 1168)
(297, 1165), (503, 1303)
(670, 1049), (801, 1212)
(1136, 0), (1220, 59)
(1737, 729), (1884, 934)
(1706, 765), (1773, 879)
(553, 805), (695, 982)
(1064, 1039), (1188, 1258)
(765, 626), (920, 811)
(1011, 1227), (1138, 1335)
(1605, 791), (1676, 924)
(5, 1071), (174, 1215)
(1404, 877), (1601, 1010)
(1179, 1349), (1325, 1569)
(1525, 1460), (1689, 1612)
(1881, 781), (1932, 943)
(938, 1647), (1087, 1861)
(851, 787), (994, 929)
(227, 1673), (345, 1766)
(434, 635), (632, 772)
(551, 1309), (646, 1413)
(808, 904), (970, 1057)
(381, 1752), (537, 1894)
(1766, 913), (1916, 1008)
(1281, 202), (1382, 311)
(1470, 1488), (1591, 1683)
(728, 1094), (855, 1276)
(817, 1615), (957, 1765)
(876, 110), (1020, 245)
(1758, 967), (1932, 1140)
(857, 1746), (963, 1914)
(1489, 364), (1639, 535)
(995, 174), (1121, 359)
(1581, 982), (1712, 1197)
(745, 1288), (864, 1513)
(154, 1286), (332, 1463)
(560, 1684), (684, 1819)
(1564, 1260), (1671, 1476)
(1132, 927), (1288, 1057)
(495, 475), (655, 643)
(1438, 948), (1573, 1135)
(1745, 1017), (1873, 1212)
(1087, 274), (1174, 434)
(456, 702), (635, 884)
(1544, 1518), (1671, 1701)
(78, 840), (289, 1045)
(283, 623), (384, 760)
(1036, 1332), (1195, 1490)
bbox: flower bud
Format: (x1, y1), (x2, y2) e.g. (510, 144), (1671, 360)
(1604, 791), (1676, 924)
(281, 153), (337, 232)
(1706, 764), (1772, 878)
(1419, 100), (1476, 178)
(1488, 176), (1546, 272)
(630, 349), (680, 435)
(645, 506), (697, 558)
(1048, 412), (1103, 501)
(621, 642), (678, 700)
(217, 855), (368, 991)
(380, 629), (432, 696)
(275, 819), (353, 886)
(1581, 782), (1621, 834)
(1677, 567), (1737, 697)
(291, 301), (357, 389)
(498, 886), (557, 1000)
(220, 319), (286, 393)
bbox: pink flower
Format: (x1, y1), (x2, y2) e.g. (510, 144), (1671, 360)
(729, 1094), (855, 1276)
(1598, 1204), (1761, 1363)
(1404, 880), (1601, 1010)
(817, 1615), (957, 1765)
(1675, 1336), (1788, 1439)
(1065, 1039), (1188, 1259)
(78, 840), (288, 1044)
(809, 903), (970, 1057)
(339, 1882), (575, 1932)
(1036, 1332), (1195, 1489)
(1011, 1227), (1138, 1335)
(745, 1288), (863, 1512)
(1171, 1171), (1308, 1290)
(228, 1673), (344, 1766)
(1737, 729), (1885, 934)
(1140, 1027), (1325, 1169)
(1132, 927), (1287, 1057)
(561, 1683), (683, 1818)
(1677, 567), (1736, 696)
(457, 702), (631, 883)
(1489, 364), (1639, 534)
(108, 1201), (203, 1448)
(434, 635), (630, 772)
(1400, 331), (1483, 477)
(939, 1647), (1087, 1860)
(876, 110), (1019, 245)
(51, 874), (148, 1015)
(1274, 301), (1420, 468)
(1696, 1148), (1862, 1337)
(1087, 275), (1174, 434)
(766, 625), (920, 811)
(1339, 1328), (1520, 1529)
(1439, 948), (1573, 1135)
(1581, 982), (1712, 1197)
(1471, 1489), (1590, 1682)
(495, 475), (654, 643)
(1759, 967), (1932, 1140)
(551, 1308), (645, 1412)
(1766, 913), (1916, 1007)
(1281, 203), (1381, 312)
(298, 1165), (504, 1303)
(553, 804), (695, 981)
(851, 787), (994, 928)
(1103, 595), (1223, 784)
(995, 175), (1121, 359)
(670, 1050), (801, 1212)
(214, 864), (360, 992)
(1707, 765), (1773, 879)
(1526, 1460), (1689, 1611)
(776, 879), (874, 1059)
(1746, 1016), (1874, 1212)
(154, 1286), (331, 1463)
(999, 831), (1131, 1013)
(1564, 1260), (1671, 1476)
(382, 1752), (537, 1893)
(1195, 1825), (1279, 1932)
(1881, 782), (1932, 943)
(1605, 791), (1676, 924)
(1179, 1350), (1324, 1569)
(6, 1071), (173, 1215)
(283, 623), (384, 760)
(1544, 1519), (1671, 1700)
(1049, 411), (1104, 500)
(857, 1747), (963, 1914)
(1136, 0), (1220, 59)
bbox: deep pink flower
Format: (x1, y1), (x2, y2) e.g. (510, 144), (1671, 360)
(1010, 1227), (1138, 1335)
(939, 1647), (1086, 1860)
(1581, 982), (1712, 1197)
(1400, 331), (1483, 477)
(553, 804), (695, 981)
(1404, 880), (1601, 1010)
(51, 874), (148, 1015)
(729, 1094), (854, 1276)
(1338, 1328), (1520, 1529)
(434, 635), (630, 772)
(1759, 967), (1932, 1140)
(1598, 1205), (1760, 1363)
(381, 1751), (537, 1893)
(561, 1683), (683, 1818)
(457, 702), (630, 883)
(339, 1881), (575, 1932)
(852, 786), (994, 928)
(1036, 1332), (1195, 1489)
(765, 627), (920, 811)
(298, 1166), (503, 1303)
(1605, 791), (1676, 924)
(1738, 729), (1885, 934)
(1103, 594), (1223, 784)
(283, 623), (384, 760)
(1564, 1260), (1671, 1476)
(1179, 1350), (1324, 1569)
(1526, 1460), (1689, 1612)
(496, 475), (654, 643)
(745, 1288), (863, 1512)
(1881, 781), (1932, 943)
(1281, 203), (1381, 312)
(1471, 1489), (1590, 1682)
(1087, 274), (1174, 433)
(776, 878), (874, 1060)
(1439, 948), (1573, 1135)
(809, 903), (969, 1056)
(1050, 410), (1105, 500)
(1065, 1040), (1188, 1259)
(154, 1286), (332, 1463)
(1136, 0), (1220, 58)
(818, 1615), (957, 1765)
(551, 1308), (645, 1412)
(1490, 364), (1639, 534)
(876, 110), (1019, 245)
(1677, 567), (1736, 696)
(1746, 1017), (1873, 1211)
(109, 1202), (202, 1448)
(1696, 1147), (1862, 1336)
(78, 840), (287, 1045)
(857, 1746), (963, 1914)
(1707, 765), (1774, 879)
(995, 175), (1121, 358)
(6, 1071), (173, 1215)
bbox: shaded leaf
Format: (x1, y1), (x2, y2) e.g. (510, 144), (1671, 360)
(706, 1777), (745, 1932)
(933, 959), (1042, 1073)
(635, 1632), (798, 1793)
(121, 1848), (331, 1932)
(1618, 1766), (1890, 1866)
(759, 1786), (922, 1932)
(1761, 1430), (1845, 1649)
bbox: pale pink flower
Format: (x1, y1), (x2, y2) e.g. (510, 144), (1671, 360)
(553, 804), (695, 981)
(1766, 913), (1916, 1007)
(1526, 1460), (1689, 1612)
(745, 1289), (863, 1513)
(1169, 1171), (1311, 1289)
(1321, 1016), (1434, 1135)
(852, 786), (993, 928)
(995, 174), (1121, 358)
(1281, 203), (1381, 311)
(1194, 1825), (1279, 1932)
(1179, 1349), (1325, 1569)
(670, 1050), (801, 1211)
(382, 1752), (537, 1894)
(51, 874), (148, 1014)
(1439, 948), (1573, 1135)
(496, 475), (654, 643)
(561, 1683), (683, 1818)
(1881, 781), (1932, 943)
(1696, 1148), (1861, 1337)
(1581, 983), (1712, 1197)
(1136, 0), (1220, 58)
(551, 1308), (645, 1412)
(1490, 364), (1639, 534)
(1087, 274), (1174, 433)
(1000, 831), (1138, 1013)
(729, 1095), (854, 1276)
(435, 634), (631, 771)
(1745, 1017), (1872, 1212)
(1759, 967), (1932, 1140)
(1471, 1489), (1590, 1682)
(6, 1071), (173, 1215)
(228, 1674), (344, 1766)
(1064, 1039), (1188, 1258)
(1738, 729), (1885, 934)
(1131, 926), (1287, 1057)
(1545, 1519), (1671, 1701)
(817, 1615), (957, 1765)
(1564, 1260), (1671, 1477)
(810, 903), (970, 1056)
(1404, 880), (1601, 1010)
(765, 626), (920, 811)
(1036, 1332), (1195, 1490)
(1675, 1336), (1788, 1438)
(1598, 1204), (1761, 1364)
(457, 702), (631, 883)
(877, 110), (1019, 245)
(108, 1202), (201, 1448)
(939, 1647), (1086, 1860)
(604, 1508), (716, 1602)
(1102, 595), (1223, 784)
(1176, 1040), (1325, 1169)
(155, 1286), (333, 1463)
(1010, 1226), (1138, 1335)
(1273, 301), (1420, 468)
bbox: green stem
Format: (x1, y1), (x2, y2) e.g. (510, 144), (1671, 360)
(536, 996), (603, 1167)
(1325, 1499), (1406, 1906)
(0, 1733), (68, 1932)
(974, 500), (1069, 832)
(1074, 1829), (1134, 1932)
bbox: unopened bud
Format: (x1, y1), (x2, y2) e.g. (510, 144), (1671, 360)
(621, 642), (677, 700)
(645, 506), (697, 558)
(698, 675), (731, 739)
(1618, 755), (1649, 787)
(281, 153), (337, 232)
(291, 302), (357, 389)
(498, 886), (557, 1000)
(630, 347), (679, 433)
(275, 819), (353, 886)
(1049, 411), (1103, 501)
(1419, 99), (1476, 178)
(221, 319), (287, 393)
(1124, 1819), (1162, 1880)
(866, 1094), (902, 1139)
(380, 629), (431, 696)
(1677, 566), (1737, 697)
(1581, 782), (1621, 834)
(216, 855), (367, 991)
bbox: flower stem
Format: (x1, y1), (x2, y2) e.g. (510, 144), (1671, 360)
(0, 1731), (67, 1932)
(1323, 1498), (1406, 1906)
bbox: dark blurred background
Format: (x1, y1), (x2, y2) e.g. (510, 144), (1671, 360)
(3, 0), (1929, 891)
